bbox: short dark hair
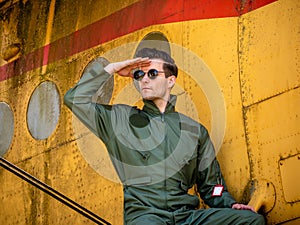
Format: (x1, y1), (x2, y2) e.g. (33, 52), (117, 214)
(135, 48), (178, 77)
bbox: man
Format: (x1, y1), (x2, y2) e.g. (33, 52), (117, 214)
(64, 48), (265, 224)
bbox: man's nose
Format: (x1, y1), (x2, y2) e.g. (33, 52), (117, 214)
(141, 73), (150, 82)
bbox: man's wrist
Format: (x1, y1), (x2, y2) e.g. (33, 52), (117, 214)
(104, 64), (115, 75)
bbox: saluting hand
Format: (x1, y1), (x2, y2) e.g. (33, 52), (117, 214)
(104, 57), (150, 77)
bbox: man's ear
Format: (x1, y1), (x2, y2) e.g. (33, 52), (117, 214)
(168, 75), (176, 88)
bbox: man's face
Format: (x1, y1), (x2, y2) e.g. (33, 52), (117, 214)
(137, 59), (175, 102)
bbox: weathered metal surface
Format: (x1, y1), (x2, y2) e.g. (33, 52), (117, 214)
(245, 88), (300, 223)
(239, 0), (300, 106)
(279, 154), (300, 203)
(180, 17), (251, 199)
(0, 0), (299, 224)
(239, 0), (300, 223)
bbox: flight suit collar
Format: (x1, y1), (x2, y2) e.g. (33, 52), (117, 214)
(142, 94), (177, 115)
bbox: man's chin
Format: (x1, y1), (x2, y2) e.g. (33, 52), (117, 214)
(142, 95), (155, 100)
(142, 97), (154, 100)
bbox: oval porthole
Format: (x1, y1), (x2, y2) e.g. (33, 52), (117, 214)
(134, 32), (171, 57)
(27, 81), (60, 140)
(0, 102), (14, 157)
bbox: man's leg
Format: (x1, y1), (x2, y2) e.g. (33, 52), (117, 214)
(128, 213), (168, 225)
(175, 208), (265, 225)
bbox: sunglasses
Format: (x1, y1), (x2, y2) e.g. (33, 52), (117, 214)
(133, 69), (165, 81)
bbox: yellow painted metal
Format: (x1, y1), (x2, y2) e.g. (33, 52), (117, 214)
(0, 64), (123, 224)
(1, 43), (21, 61)
(239, 0), (300, 106)
(0, 0), (299, 224)
(279, 154), (300, 203)
(41, 0), (55, 75)
(248, 179), (275, 213)
(281, 218), (300, 225)
(180, 17), (251, 200)
(239, 0), (300, 223)
(246, 88), (300, 223)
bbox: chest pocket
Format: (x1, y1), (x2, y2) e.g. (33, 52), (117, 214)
(124, 176), (152, 186)
(172, 122), (200, 187)
(115, 113), (166, 152)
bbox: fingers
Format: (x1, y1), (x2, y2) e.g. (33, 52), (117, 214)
(116, 57), (150, 77)
(232, 203), (256, 212)
(104, 57), (151, 76)
(125, 57), (150, 70)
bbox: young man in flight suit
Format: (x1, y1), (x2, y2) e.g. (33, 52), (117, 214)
(64, 48), (265, 225)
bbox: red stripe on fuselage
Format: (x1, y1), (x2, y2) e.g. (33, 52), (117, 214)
(0, 0), (276, 81)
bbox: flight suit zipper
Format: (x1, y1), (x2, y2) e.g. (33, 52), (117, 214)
(161, 113), (165, 122)
(161, 112), (168, 210)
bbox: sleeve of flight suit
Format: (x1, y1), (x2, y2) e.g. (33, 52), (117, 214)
(196, 126), (237, 208)
(63, 60), (114, 144)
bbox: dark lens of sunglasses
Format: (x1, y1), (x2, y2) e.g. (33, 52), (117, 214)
(134, 70), (145, 81)
(147, 69), (159, 79)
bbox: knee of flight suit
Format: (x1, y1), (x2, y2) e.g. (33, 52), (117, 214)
(128, 214), (167, 225)
(250, 213), (265, 225)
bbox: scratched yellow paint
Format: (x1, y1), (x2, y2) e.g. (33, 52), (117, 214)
(239, 0), (300, 106)
(0, 0), (299, 224)
(238, 0), (300, 223)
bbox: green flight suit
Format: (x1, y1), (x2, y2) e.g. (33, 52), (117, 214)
(64, 60), (265, 225)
